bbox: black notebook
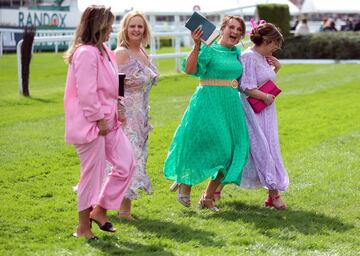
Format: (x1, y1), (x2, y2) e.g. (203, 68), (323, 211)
(185, 12), (220, 46)
(118, 73), (125, 97)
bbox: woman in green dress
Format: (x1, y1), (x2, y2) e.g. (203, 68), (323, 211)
(164, 16), (250, 212)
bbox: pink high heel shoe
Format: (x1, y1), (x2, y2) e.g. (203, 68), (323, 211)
(264, 195), (287, 210)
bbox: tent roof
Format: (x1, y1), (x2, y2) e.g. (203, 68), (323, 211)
(301, 0), (360, 13)
(78, 0), (299, 15)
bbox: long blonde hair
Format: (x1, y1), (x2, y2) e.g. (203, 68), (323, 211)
(64, 5), (114, 64)
(117, 11), (151, 48)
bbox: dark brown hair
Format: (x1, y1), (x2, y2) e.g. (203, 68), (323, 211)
(250, 23), (284, 47)
(64, 5), (114, 64)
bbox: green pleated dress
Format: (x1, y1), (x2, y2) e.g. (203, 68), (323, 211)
(164, 42), (250, 186)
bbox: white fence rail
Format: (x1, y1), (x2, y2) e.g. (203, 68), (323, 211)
(15, 31), (192, 94)
(11, 30), (360, 95)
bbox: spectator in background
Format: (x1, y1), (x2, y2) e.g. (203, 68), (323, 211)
(319, 17), (328, 32)
(290, 17), (299, 31)
(354, 19), (360, 31)
(341, 18), (354, 31)
(323, 19), (338, 32)
(295, 18), (310, 36)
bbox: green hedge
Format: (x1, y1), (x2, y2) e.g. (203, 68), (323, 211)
(257, 4), (290, 37)
(275, 32), (360, 59)
(160, 37), (172, 47)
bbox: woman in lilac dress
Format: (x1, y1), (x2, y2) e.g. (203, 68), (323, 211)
(216, 22), (288, 209)
(240, 22), (289, 209)
(114, 11), (158, 220)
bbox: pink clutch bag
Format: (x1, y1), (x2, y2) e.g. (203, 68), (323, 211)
(247, 80), (281, 113)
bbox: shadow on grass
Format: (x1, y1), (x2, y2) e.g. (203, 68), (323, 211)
(29, 96), (55, 103)
(209, 201), (353, 236)
(121, 217), (221, 247)
(89, 235), (174, 255)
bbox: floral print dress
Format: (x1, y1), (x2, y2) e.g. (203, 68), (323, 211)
(117, 51), (158, 200)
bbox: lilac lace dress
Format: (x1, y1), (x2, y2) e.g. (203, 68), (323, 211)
(239, 48), (289, 191)
(117, 54), (158, 200)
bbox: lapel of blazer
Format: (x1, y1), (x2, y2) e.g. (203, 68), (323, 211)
(99, 43), (118, 90)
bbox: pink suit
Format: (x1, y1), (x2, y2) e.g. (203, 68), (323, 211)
(64, 44), (135, 212)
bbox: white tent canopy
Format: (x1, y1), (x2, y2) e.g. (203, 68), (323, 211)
(78, 0), (299, 15)
(301, 0), (360, 14)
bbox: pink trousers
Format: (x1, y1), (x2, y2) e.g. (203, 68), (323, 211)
(75, 127), (135, 212)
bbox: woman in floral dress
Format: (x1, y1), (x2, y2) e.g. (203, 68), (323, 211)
(114, 11), (158, 220)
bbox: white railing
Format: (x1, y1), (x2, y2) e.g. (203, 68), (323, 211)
(13, 30), (360, 95)
(16, 31), (191, 94)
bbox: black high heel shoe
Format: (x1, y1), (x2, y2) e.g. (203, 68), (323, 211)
(90, 218), (116, 232)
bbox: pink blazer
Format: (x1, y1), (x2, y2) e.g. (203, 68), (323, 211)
(64, 44), (120, 144)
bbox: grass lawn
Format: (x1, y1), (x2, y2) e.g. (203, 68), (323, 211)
(0, 52), (360, 256)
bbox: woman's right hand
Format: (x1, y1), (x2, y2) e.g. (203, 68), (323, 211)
(191, 27), (203, 49)
(97, 119), (108, 136)
(117, 104), (127, 124)
(264, 93), (275, 106)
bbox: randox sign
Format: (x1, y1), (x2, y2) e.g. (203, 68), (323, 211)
(18, 11), (67, 27)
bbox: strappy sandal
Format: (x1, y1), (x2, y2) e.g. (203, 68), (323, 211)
(169, 182), (179, 192)
(213, 191), (221, 202)
(177, 193), (191, 207)
(264, 195), (287, 210)
(117, 211), (136, 221)
(90, 218), (116, 232)
(198, 194), (219, 212)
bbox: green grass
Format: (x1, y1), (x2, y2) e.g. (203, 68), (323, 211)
(0, 52), (360, 255)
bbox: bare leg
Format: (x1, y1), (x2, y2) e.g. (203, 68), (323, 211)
(267, 189), (287, 209)
(179, 184), (191, 195)
(177, 184), (192, 207)
(118, 198), (135, 220)
(202, 171), (223, 209)
(90, 205), (116, 232)
(75, 208), (96, 239)
(214, 184), (224, 202)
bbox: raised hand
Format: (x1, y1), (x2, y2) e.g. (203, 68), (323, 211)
(191, 27), (203, 48)
(266, 56), (281, 72)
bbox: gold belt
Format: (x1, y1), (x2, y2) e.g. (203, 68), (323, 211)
(199, 79), (238, 89)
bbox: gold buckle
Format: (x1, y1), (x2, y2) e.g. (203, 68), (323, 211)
(231, 79), (238, 89)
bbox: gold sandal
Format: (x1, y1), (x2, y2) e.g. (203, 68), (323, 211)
(198, 194), (219, 212)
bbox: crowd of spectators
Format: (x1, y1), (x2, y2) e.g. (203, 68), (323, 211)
(291, 15), (360, 35)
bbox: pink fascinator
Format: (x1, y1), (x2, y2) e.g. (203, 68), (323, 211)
(249, 18), (266, 35)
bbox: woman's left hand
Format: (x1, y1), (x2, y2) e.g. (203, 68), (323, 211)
(266, 56), (281, 72)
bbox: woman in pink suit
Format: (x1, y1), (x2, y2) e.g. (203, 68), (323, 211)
(64, 5), (135, 240)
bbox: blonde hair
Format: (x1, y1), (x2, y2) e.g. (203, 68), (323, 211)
(220, 15), (246, 38)
(64, 5), (114, 64)
(117, 11), (151, 48)
(250, 23), (284, 47)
